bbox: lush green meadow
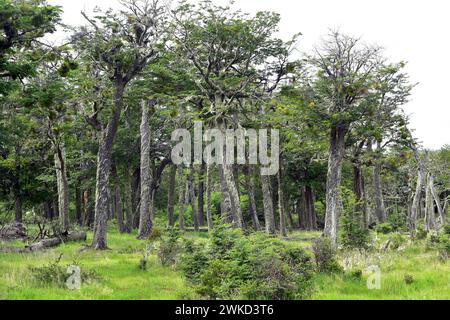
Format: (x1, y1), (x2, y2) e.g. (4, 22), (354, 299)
(1, 227), (448, 300)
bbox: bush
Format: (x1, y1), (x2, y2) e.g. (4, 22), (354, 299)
(180, 223), (314, 300)
(311, 237), (342, 273)
(404, 274), (414, 285)
(29, 254), (99, 288)
(347, 269), (363, 280)
(414, 225), (428, 241)
(426, 229), (450, 261)
(375, 223), (394, 235)
(387, 233), (407, 250)
(339, 188), (371, 250)
(158, 228), (183, 267)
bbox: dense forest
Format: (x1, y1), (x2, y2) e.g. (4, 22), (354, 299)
(0, 0), (449, 300)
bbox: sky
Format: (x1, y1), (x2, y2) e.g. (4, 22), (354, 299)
(47, 0), (450, 150)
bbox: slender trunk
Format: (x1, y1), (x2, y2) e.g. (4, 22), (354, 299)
(112, 165), (126, 233)
(189, 168), (200, 232)
(14, 145), (22, 223)
(373, 161), (387, 223)
(137, 100), (154, 240)
(244, 165), (261, 231)
(277, 166), (287, 237)
(220, 165), (233, 222)
(55, 146), (69, 232)
(198, 163), (206, 226)
(429, 175), (446, 226)
(92, 83), (124, 249)
(123, 168), (133, 233)
(425, 177), (435, 231)
(305, 186), (317, 231)
(178, 168), (186, 231)
(75, 184), (82, 225)
(298, 188), (307, 230)
(324, 126), (347, 246)
(167, 164), (177, 227)
(83, 189), (94, 227)
(409, 159), (425, 231)
(206, 164), (214, 231)
(261, 174), (276, 235)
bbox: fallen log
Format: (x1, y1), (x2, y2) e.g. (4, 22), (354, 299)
(0, 232), (87, 253)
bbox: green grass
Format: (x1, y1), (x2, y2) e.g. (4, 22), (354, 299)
(0, 227), (448, 300)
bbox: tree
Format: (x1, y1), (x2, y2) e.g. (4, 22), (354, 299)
(311, 31), (381, 246)
(72, 0), (167, 249)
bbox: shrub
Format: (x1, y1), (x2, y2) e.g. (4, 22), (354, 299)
(375, 223), (393, 235)
(29, 254), (99, 287)
(414, 226), (428, 241)
(388, 233), (407, 250)
(404, 274), (414, 285)
(347, 269), (363, 280)
(158, 227), (183, 267)
(339, 188), (371, 250)
(311, 237), (342, 273)
(426, 230), (450, 261)
(180, 224), (314, 300)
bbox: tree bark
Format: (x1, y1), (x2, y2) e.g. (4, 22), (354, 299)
(261, 174), (276, 235)
(198, 163), (206, 226)
(92, 83), (124, 249)
(428, 175), (446, 226)
(137, 100), (154, 240)
(123, 167), (133, 233)
(409, 159), (425, 231)
(55, 146), (70, 232)
(167, 164), (177, 227)
(244, 165), (261, 231)
(112, 165), (126, 233)
(206, 164), (214, 231)
(305, 186), (317, 230)
(425, 178), (435, 231)
(220, 165), (233, 222)
(373, 161), (387, 223)
(75, 183), (82, 225)
(14, 145), (22, 223)
(277, 166), (288, 237)
(178, 167), (186, 231)
(189, 168), (200, 232)
(324, 126), (347, 246)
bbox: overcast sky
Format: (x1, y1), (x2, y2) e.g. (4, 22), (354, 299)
(47, 0), (450, 150)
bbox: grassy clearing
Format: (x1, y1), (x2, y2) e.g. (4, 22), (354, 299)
(0, 227), (448, 300)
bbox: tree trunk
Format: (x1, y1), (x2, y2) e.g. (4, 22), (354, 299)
(206, 164), (214, 231)
(409, 160), (425, 231)
(324, 126), (347, 246)
(83, 189), (94, 227)
(428, 175), (446, 226)
(198, 163), (206, 226)
(14, 145), (22, 223)
(189, 168), (200, 232)
(75, 184), (82, 225)
(220, 165), (233, 222)
(123, 168), (133, 233)
(167, 164), (177, 227)
(305, 186), (317, 230)
(137, 100), (154, 240)
(373, 161), (387, 223)
(244, 165), (261, 231)
(55, 146), (69, 232)
(112, 165), (126, 233)
(92, 83), (124, 249)
(277, 166), (287, 237)
(178, 167), (186, 231)
(425, 178), (435, 231)
(261, 174), (276, 235)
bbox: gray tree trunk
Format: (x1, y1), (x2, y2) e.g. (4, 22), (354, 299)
(206, 164), (214, 231)
(277, 166), (288, 237)
(373, 161), (387, 223)
(261, 174), (276, 235)
(123, 168), (133, 233)
(409, 160), (425, 231)
(198, 163), (206, 226)
(189, 169), (200, 232)
(220, 165), (233, 222)
(92, 84), (124, 249)
(178, 168), (186, 231)
(167, 164), (177, 227)
(55, 146), (69, 232)
(425, 178), (435, 231)
(244, 165), (261, 231)
(428, 175), (446, 226)
(324, 126), (347, 246)
(137, 101), (153, 240)
(112, 165), (126, 233)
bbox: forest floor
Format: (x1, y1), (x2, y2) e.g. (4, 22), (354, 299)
(0, 227), (448, 300)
